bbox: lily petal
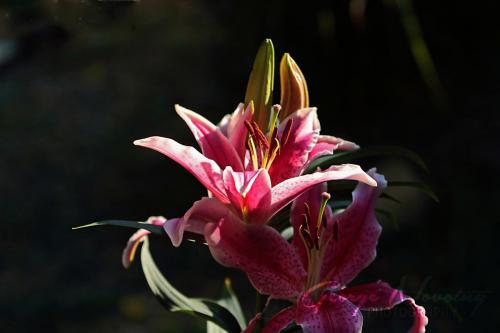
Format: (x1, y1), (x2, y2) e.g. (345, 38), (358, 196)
(270, 164), (376, 220)
(133, 137), (228, 203)
(175, 105), (244, 171)
(320, 169), (386, 285)
(223, 167), (272, 224)
(308, 135), (359, 162)
(122, 216), (166, 268)
(339, 281), (428, 333)
(296, 291), (363, 333)
(242, 313), (263, 333)
(226, 103), (253, 161)
(164, 197), (230, 246)
(260, 306), (296, 333)
(205, 217), (306, 299)
(268, 108), (320, 185)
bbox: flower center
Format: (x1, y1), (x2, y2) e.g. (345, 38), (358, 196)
(244, 105), (293, 171)
(299, 192), (337, 289)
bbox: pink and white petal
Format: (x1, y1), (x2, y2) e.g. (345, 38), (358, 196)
(268, 108), (320, 185)
(205, 218), (306, 299)
(222, 167), (272, 224)
(133, 137), (228, 203)
(307, 135), (359, 162)
(270, 164), (376, 219)
(260, 306), (296, 333)
(165, 197), (235, 246)
(184, 197), (235, 232)
(222, 167), (246, 217)
(122, 216), (166, 268)
(176, 105), (244, 171)
(296, 292), (363, 333)
(226, 103), (253, 161)
(290, 182), (331, 266)
(339, 281), (428, 333)
(162, 217), (185, 247)
(217, 114), (231, 136)
(242, 169), (272, 225)
(320, 169), (386, 285)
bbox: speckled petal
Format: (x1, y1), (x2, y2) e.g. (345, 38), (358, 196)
(320, 169), (386, 286)
(338, 281), (428, 333)
(133, 136), (228, 203)
(296, 291), (363, 333)
(268, 108), (320, 185)
(226, 103), (254, 161)
(222, 167), (272, 224)
(270, 164), (376, 219)
(205, 217), (306, 299)
(164, 197), (232, 246)
(176, 104), (244, 171)
(307, 135), (359, 162)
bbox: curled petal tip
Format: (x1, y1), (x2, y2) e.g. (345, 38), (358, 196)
(133, 138), (151, 146)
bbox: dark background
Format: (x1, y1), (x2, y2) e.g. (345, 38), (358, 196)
(1, 0), (499, 332)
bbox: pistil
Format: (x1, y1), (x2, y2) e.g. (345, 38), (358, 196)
(299, 192), (332, 290)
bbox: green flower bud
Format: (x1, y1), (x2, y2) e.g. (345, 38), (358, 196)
(244, 39), (275, 130)
(279, 53), (309, 119)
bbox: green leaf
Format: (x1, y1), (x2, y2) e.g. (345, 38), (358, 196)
(72, 220), (164, 235)
(245, 39), (275, 130)
(305, 146), (429, 173)
(388, 181), (439, 202)
(207, 279), (246, 333)
(141, 237), (242, 333)
(207, 321), (228, 333)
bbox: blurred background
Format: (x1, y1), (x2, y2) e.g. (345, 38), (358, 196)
(1, 0), (499, 332)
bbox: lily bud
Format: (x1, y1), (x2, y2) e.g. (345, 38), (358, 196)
(279, 53), (309, 119)
(244, 39), (275, 130)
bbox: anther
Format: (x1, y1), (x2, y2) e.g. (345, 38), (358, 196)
(244, 120), (255, 137)
(316, 192), (331, 230)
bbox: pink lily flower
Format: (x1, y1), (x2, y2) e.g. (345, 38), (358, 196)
(133, 104), (374, 246)
(205, 169), (427, 333)
(175, 103), (359, 185)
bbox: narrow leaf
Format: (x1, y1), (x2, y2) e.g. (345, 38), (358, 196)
(207, 279), (246, 333)
(388, 181), (439, 202)
(141, 237), (242, 333)
(72, 220), (164, 235)
(305, 146), (429, 173)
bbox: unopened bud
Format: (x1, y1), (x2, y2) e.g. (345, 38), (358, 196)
(244, 39), (275, 130)
(279, 53), (309, 119)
